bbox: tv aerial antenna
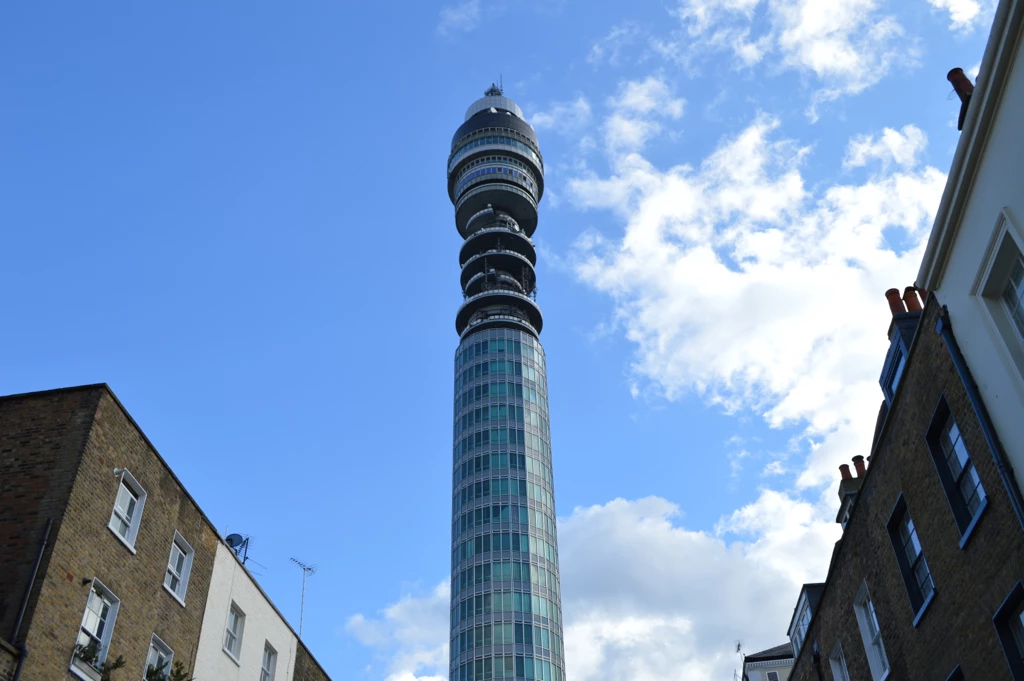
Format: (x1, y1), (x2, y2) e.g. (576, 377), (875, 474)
(290, 557), (317, 638)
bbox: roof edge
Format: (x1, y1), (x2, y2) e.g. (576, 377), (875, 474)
(917, 0), (1024, 290)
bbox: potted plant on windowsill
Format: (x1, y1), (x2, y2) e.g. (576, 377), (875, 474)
(146, 661), (195, 681)
(73, 641), (126, 681)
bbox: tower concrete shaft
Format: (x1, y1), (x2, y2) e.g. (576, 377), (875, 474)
(448, 86), (566, 681)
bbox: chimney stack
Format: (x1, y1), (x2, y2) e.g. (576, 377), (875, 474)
(903, 286), (923, 312)
(885, 288), (907, 316)
(852, 455), (866, 477)
(947, 68), (975, 131)
(839, 464), (852, 480)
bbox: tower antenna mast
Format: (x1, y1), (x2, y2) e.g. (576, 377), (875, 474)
(289, 558), (316, 638)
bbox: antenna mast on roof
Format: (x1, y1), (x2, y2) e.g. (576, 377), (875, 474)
(290, 557), (317, 638)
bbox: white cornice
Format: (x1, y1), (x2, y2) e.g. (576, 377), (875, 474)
(917, 0), (1024, 290)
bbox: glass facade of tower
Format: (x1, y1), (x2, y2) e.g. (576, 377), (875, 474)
(448, 89), (566, 681)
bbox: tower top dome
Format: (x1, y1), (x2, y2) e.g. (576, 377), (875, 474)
(464, 84), (526, 122)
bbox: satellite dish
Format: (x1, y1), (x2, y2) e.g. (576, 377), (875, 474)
(226, 533), (244, 549)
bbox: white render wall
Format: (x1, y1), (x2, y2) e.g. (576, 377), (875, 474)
(743, 660), (793, 680)
(194, 543), (299, 681)
(932, 32), (1024, 492)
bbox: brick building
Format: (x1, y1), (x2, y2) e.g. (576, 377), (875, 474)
(786, 291), (1024, 680)
(0, 385), (330, 681)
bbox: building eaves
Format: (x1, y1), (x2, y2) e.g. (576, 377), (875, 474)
(745, 642), (795, 662)
(917, 0), (1024, 290)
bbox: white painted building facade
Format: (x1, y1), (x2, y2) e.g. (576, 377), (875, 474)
(917, 0), (1024, 498)
(194, 542), (299, 681)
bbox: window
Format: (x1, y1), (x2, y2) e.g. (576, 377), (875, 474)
(108, 470), (147, 550)
(887, 496), (935, 622)
(829, 642), (851, 681)
(973, 210), (1024, 385)
(880, 340), (908, 403)
(766, 673), (780, 681)
(1004, 253), (1024, 340)
(853, 582), (889, 680)
(163, 533), (194, 603)
(72, 580), (120, 680)
(145, 635), (173, 679)
(223, 603), (245, 661)
(927, 398), (988, 543)
(260, 642), (277, 681)
(790, 597), (813, 657)
(994, 581), (1024, 679)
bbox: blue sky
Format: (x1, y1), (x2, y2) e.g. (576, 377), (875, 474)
(0, 1), (993, 679)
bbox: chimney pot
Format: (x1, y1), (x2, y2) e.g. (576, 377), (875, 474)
(903, 286), (923, 312)
(839, 464), (852, 480)
(947, 68), (975, 103)
(885, 288), (907, 316)
(852, 455), (866, 477)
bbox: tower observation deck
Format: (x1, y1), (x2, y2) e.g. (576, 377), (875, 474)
(447, 86), (566, 681)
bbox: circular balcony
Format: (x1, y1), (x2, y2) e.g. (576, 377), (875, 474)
(456, 183), (538, 237)
(460, 250), (535, 291)
(456, 290), (543, 336)
(460, 227), (536, 266)
(463, 270), (532, 298)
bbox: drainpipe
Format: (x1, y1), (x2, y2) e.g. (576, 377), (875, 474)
(12, 644), (27, 681)
(936, 309), (1024, 531)
(11, 519), (52, 681)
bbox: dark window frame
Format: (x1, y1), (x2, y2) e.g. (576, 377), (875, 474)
(994, 581), (1024, 680)
(880, 338), (908, 403)
(886, 494), (935, 625)
(926, 395), (989, 547)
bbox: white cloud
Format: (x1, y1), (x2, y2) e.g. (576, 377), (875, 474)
(568, 111), (945, 488)
(437, 0), (481, 36)
(844, 124), (927, 169)
(345, 582), (451, 681)
(531, 97), (593, 134)
(926, 0), (983, 31)
(655, 0), (914, 115)
(349, 493), (840, 681)
(599, 77), (686, 152)
(588, 22), (642, 67)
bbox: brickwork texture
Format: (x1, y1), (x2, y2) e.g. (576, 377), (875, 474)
(1, 386), (219, 681)
(790, 297), (1024, 680)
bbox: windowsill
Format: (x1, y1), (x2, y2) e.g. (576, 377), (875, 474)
(69, 659), (102, 681)
(162, 583), (187, 608)
(959, 498), (989, 549)
(107, 525), (138, 554)
(913, 590), (936, 628)
(222, 647), (241, 667)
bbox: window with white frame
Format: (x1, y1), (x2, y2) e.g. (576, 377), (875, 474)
(145, 634), (173, 679)
(853, 582), (889, 680)
(1003, 252), (1024, 341)
(766, 672), (780, 681)
(261, 642), (278, 681)
(223, 603), (245, 660)
(829, 642), (852, 681)
(974, 211), (1024, 383)
(790, 596), (813, 657)
(108, 470), (146, 549)
(72, 580), (120, 678)
(163, 532), (194, 603)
